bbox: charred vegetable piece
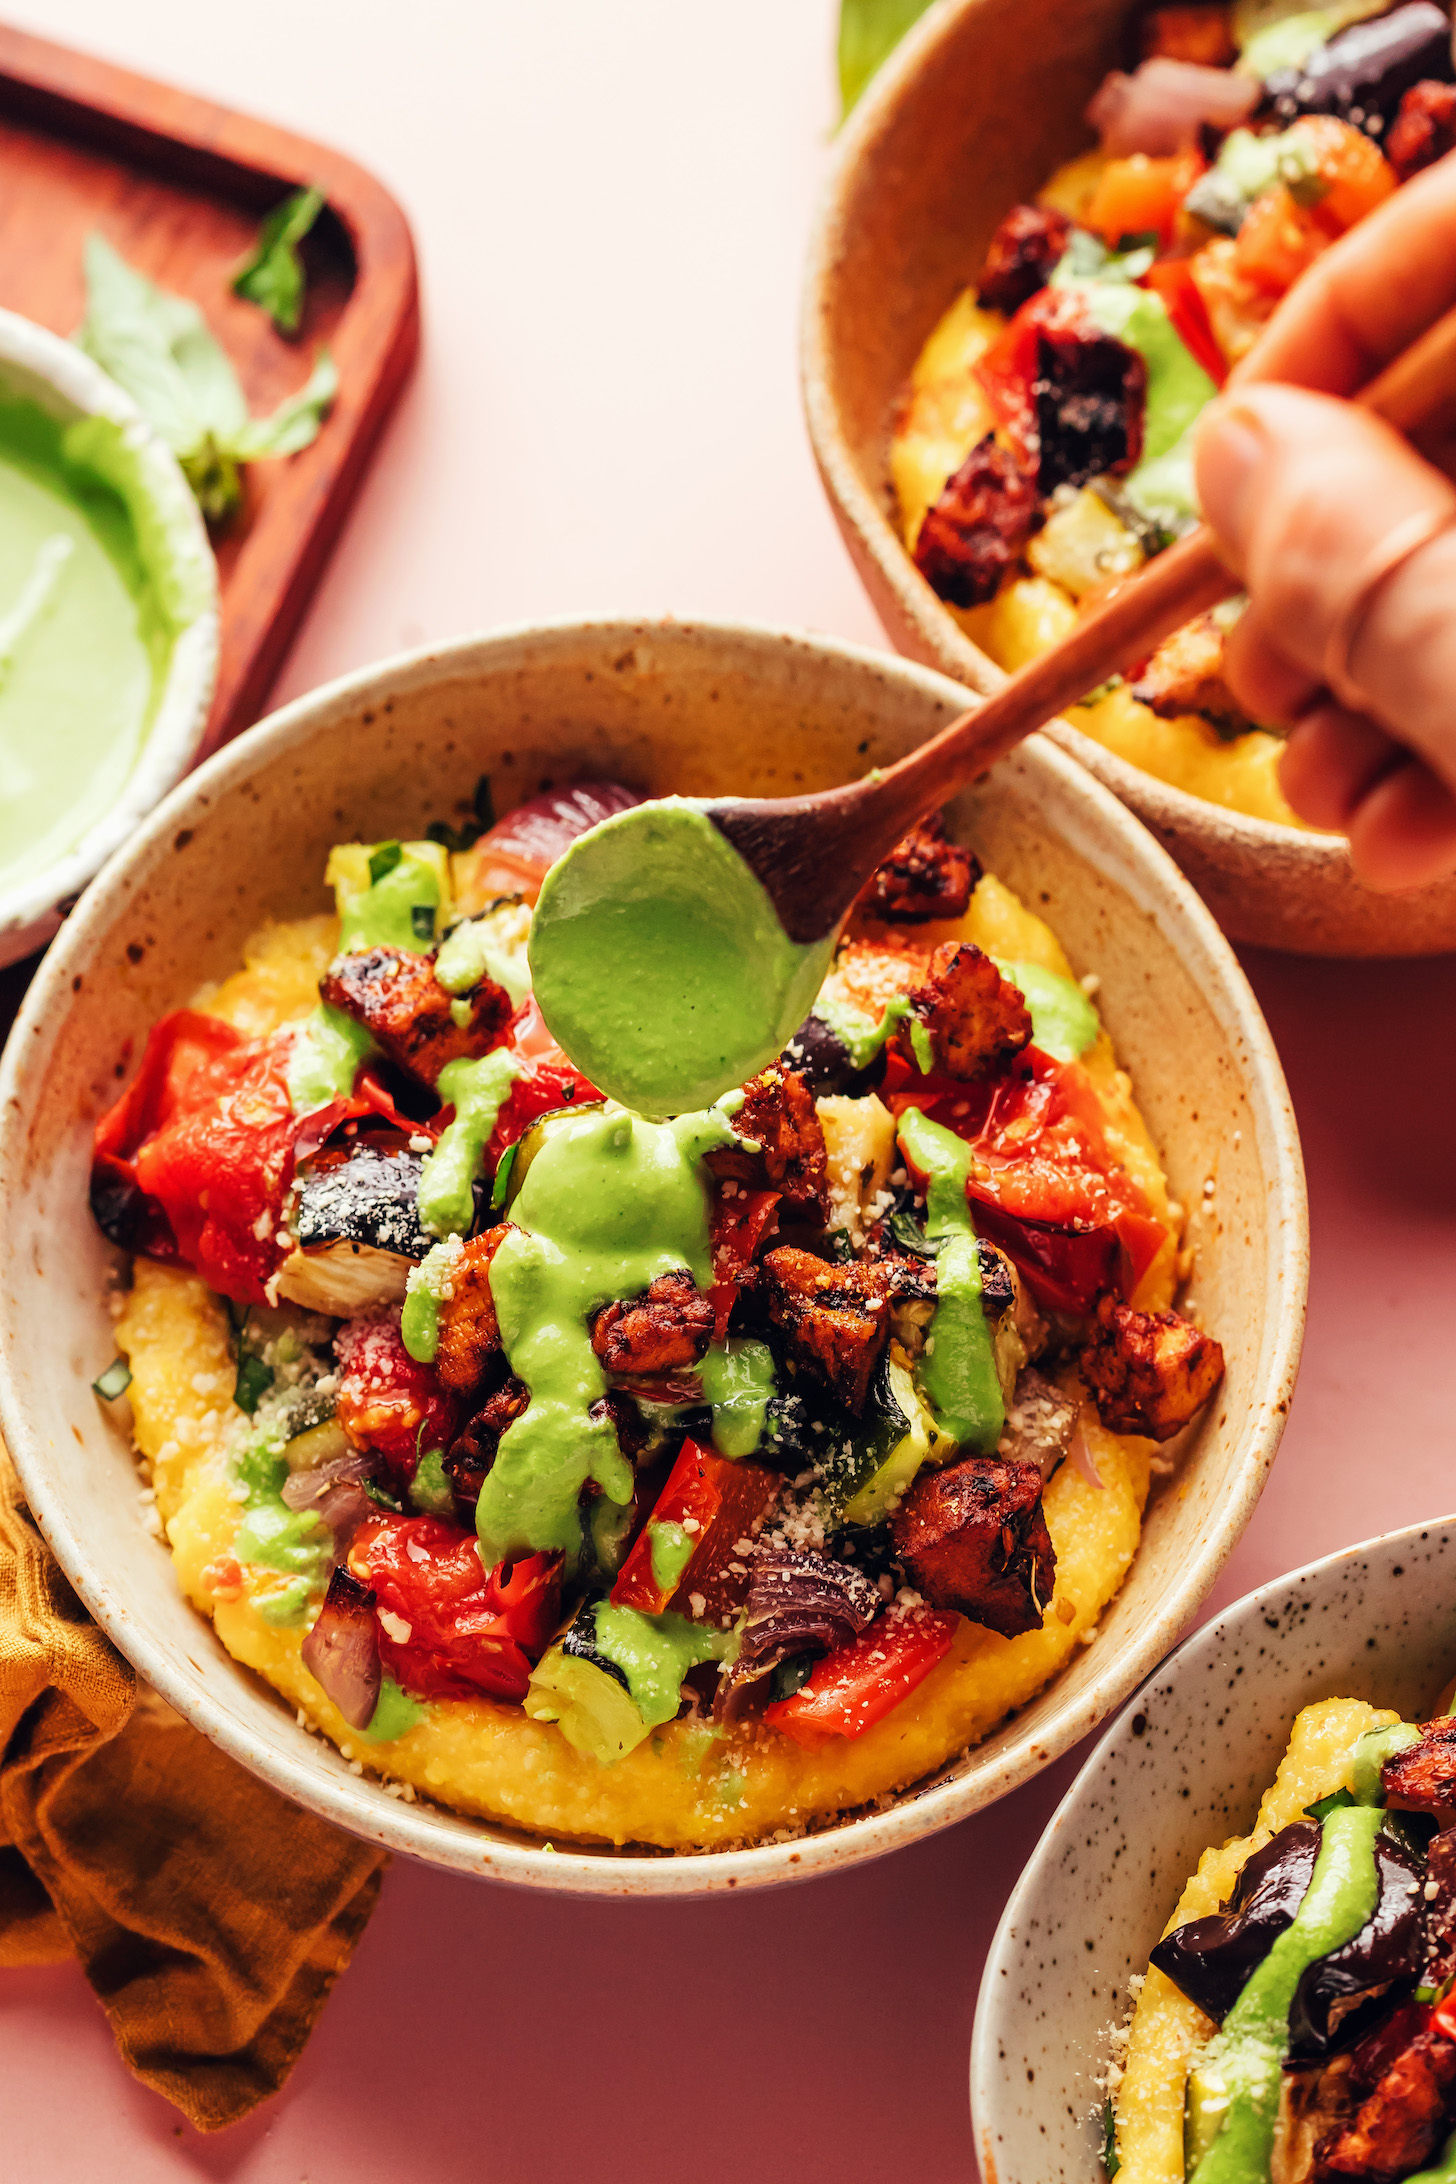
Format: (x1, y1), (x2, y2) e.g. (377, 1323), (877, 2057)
(302, 1565), (381, 1729)
(1388, 78), (1456, 179)
(610, 1435), (778, 1619)
(913, 432), (1039, 607)
(433, 1229), (511, 1396)
(318, 945), (512, 1091)
(1315, 2016), (1456, 2177)
(350, 1512), (558, 1703)
(591, 1268), (717, 1377)
(733, 1065), (831, 1217)
(1290, 1827), (1426, 2060)
(889, 1454), (1055, 1636)
(763, 1605), (958, 1746)
(1131, 611), (1257, 738)
(725, 1546), (880, 1702)
(761, 1246), (891, 1415)
(1079, 1292), (1224, 1441)
(443, 1375), (529, 1512)
(454, 781), (643, 909)
(997, 1366), (1080, 1479)
(1033, 324), (1146, 492)
(781, 1013), (862, 1096)
(1384, 1718), (1456, 1815)
(862, 811), (979, 926)
(277, 1133), (432, 1315)
(893, 941), (1033, 1080)
(1262, 3), (1454, 134)
(976, 203), (1073, 313)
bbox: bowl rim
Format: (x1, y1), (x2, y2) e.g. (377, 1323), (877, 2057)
(0, 303), (220, 954)
(0, 614), (1308, 1895)
(799, 0), (1390, 880)
(968, 1508), (1456, 2168)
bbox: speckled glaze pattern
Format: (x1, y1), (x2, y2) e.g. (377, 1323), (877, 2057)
(799, 0), (1456, 957)
(972, 1518), (1456, 2182)
(0, 618), (1305, 1895)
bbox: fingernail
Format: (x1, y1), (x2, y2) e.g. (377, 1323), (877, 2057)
(1195, 402), (1267, 560)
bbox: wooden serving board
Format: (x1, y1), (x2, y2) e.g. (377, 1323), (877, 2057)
(0, 20), (419, 755)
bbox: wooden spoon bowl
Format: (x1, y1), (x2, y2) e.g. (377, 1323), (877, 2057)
(801, 0), (1456, 957)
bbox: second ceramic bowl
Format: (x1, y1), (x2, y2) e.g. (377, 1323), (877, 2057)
(801, 0), (1456, 956)
(0, 617), (1304, 1892)
(972, 1516), (1456, 2181)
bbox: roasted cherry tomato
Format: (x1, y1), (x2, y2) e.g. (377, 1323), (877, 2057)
(764, 1608), (959, 1747)
(611, 1437), (778, 1620)
(352, 1512), (560, 1703)
(708, 1185), (781, 1339)
(334, 1315), (459, 1483)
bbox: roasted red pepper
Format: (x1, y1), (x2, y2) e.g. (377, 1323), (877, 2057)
(1139, 259), (1227, 388)
(334, 1314), (459, 1483)
(481, 995), (604, 1165)
(886, 1045), (1166, 1313)
(352, 1513), (561, 1704)
(611, 1436), (778, 1620)
(764, 1607), (959, 1747)
(90, 1010), (298, 1304)
(708, 1185), (781, 1339)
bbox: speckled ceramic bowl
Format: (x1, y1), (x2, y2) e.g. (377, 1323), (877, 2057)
(0, 307), (218, 968)
(0, 618), (1305, 1894)
(801, 0), (1456, 956)
(972, 1517), (1456, 2181)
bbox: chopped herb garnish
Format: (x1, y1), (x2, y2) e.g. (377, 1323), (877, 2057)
(425, 774), (496, 855)
(887, 1208), (936, 1260)
(232, 184), (325, 337)
(368, 840), (403, 886)
(410, 902), (437, 944)
(769, 1653), (815, 1702)
(1304, 1788), (1357, 1822)
(1102, 2098), (1121, 2177)
(92, 1357), (132, 1401)
(363, 1477), (404, 1513)
(233, 1352), (274, 1416)
(822, 1228), (856, 1265)
(491, 1140), (520, 1209)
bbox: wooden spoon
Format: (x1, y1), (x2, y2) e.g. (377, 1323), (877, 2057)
(712, 300), (1456, 942)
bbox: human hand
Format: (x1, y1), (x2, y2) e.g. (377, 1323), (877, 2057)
(1194, 155), (1456, 891)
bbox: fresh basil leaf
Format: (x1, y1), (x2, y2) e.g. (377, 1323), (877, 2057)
(822, 1228), (856, 1265)
(231, 348), (338, 460)
(368, 840), (403, 885)
(232, 185), (325, 337)
(1102, 2098), (1121, 2177)
(363, 1476), (404, 1513)
(887, 1208), (936, 1260)
(92, 1357), (132, 1401)
(838, 0), (935, 118)
(233, 1352), (274, 1417)
(1304, 1787), (1356, 1822)
(410, 902), (437, 943)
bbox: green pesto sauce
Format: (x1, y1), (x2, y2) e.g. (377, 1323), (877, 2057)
(528, 800), (837, 1117)
(360, 1675), (428, 1743)
(994, 960), (1099, 1063)
(233, 1497), (332, 1586)
(701, 1337), (776, 1457)
(436, 904), (531, 1007)
(409, 1445), (455, 1516)
(286, 1001), (377, 1114)
(476, 1103), (739, 1565)
(648, 1518), (695, 1594)
(1408, 2126), (1456, 2184)
(896, 1108), (1003, 1453)
(338, 847), (442, 953)
(416, 1049), (524, 1240)
(401, 1237), (459, 1364)
(1351, 1721), (1422, 1803)
(591, 1603), (734, 1728)
(0, 399), (206, 895)
(255, 1575), (313, 1627)
(1188, 1805), (1384, 2184)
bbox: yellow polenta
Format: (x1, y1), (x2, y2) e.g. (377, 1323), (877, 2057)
(115, 879), (1178, 1850)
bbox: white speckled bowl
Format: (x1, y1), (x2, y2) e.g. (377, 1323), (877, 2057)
(0, 618), (1305, 1894)
(0, 307), (218, 968)
(972, 1516), (1456, 2182)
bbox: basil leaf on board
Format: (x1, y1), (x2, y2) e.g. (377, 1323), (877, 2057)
(232, 185), (325, 336)
(75, 234), (336, 523)
(838, 0), (936, 118)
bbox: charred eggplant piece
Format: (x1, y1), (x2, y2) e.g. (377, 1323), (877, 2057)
(1261, 2), (1453, 133)
(1034, 325), (1146, 493)
(780, 1014), (865, 1096)
(276, 1135), (431, 1316)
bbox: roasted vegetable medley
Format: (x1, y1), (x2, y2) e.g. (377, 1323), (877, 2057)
(1109, 1693), (1456, 2183)
(91, 780), (1223, 1839)
(893, 0), (1456, 820)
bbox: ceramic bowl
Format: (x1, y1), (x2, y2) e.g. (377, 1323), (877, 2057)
(0, 617), (1305, 1894)
(971, 1516), (1456, 2181)
(801, 0), (1456, 957)
(0, 307), (218, 969)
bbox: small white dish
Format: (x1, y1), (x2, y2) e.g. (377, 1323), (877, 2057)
(0, 616), (1304, 1893)
(0, 307), (218, 968)
(972, 1516), (1456, 2181)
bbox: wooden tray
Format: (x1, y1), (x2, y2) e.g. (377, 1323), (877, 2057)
(0, 20), (419, 756)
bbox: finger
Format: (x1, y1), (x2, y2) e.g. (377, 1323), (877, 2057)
(1194, 385), (1456, 784)
(1221, 603), (1322, 729)
(1277, 703), (1403, 833)
(1346, 756), (1456, 892)
(1233, 152), (1456, 397)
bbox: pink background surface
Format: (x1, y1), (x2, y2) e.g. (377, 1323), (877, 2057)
(2, 5), (1453, 2179)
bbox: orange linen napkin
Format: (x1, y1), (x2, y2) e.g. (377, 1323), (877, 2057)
(0, 1443), (387, 2130)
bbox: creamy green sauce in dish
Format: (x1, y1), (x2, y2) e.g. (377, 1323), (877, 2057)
(527, 800), (837, 1117)
(896, 1109), (1003, 1454)
(0, 397), (205, 893)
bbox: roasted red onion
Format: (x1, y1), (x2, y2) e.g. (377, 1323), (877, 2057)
(302, 1566), (381, 1729)
(467, 782), (643, 897)
(1087, 58), (1259, 155)
(282, 1452), (378, 1552)
(719, 1548), (881, 1715)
